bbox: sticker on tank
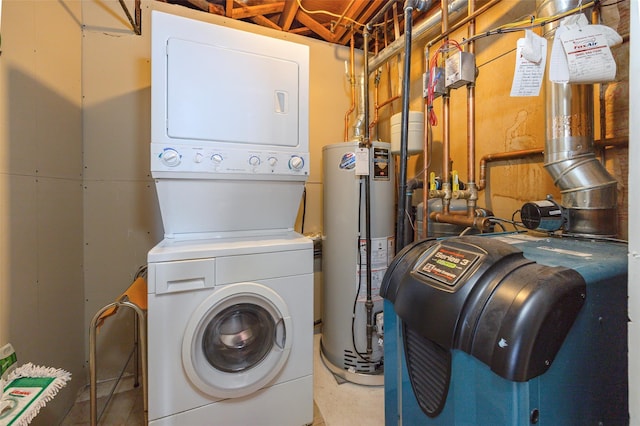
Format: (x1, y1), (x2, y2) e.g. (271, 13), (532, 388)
(339, 152), (356, 170)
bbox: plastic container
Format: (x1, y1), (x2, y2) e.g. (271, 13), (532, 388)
(390, 111), (424, 155)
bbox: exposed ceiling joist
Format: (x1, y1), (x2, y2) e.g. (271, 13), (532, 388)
(156, 0), (440, 50)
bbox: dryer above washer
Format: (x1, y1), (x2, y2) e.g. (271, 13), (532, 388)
(150, 11), (310, 239)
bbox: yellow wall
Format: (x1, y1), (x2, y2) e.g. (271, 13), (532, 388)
(372, 1), (627, 238)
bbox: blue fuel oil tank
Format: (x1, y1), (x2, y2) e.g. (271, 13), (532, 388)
(381, 233), (628, 425)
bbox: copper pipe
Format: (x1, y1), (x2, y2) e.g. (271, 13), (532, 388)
(333, 0), (356, 33)
(441, 0), (451, 215)
(344, 33), (356, 141)
(370, 73), (380, 133)
(370, 94), (401, 133)
(429, 211), (492, 231)
(595, 136), (628, 149)
(378, 94), (400, 109)
(369, 39), (383, 134)
(477, 148), (545, 191)
(427, 0), (502, 48)
(474, 137), (627, 193)
(422, 72), (430, 238)
(465, 0), (477, 217)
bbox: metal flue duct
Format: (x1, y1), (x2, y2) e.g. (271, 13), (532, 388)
(537, 0), (619, 236)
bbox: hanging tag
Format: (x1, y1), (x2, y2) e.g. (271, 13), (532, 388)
(550, 13), (617, 83)
(560, 22), (617, 83)
(522, 29), (544, 64)
(355, 147), (369, 176)
(510, 31), (547, 97)
(549, 20), (571, 83)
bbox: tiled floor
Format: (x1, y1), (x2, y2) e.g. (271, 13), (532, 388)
(61, 334), (384, 425)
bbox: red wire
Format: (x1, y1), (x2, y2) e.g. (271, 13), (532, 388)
(426, 40), (464, 126)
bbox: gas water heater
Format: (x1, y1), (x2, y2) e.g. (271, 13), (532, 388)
(321, 141), (394, 385)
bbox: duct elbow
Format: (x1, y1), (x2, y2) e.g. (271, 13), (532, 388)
(544, 152), (618, 236)
(544, 153), (618, 209)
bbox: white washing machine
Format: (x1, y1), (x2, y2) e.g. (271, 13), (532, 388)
(147, 233), (313, 425)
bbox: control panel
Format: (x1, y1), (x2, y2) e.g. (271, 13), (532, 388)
(151, 143), (309, 177)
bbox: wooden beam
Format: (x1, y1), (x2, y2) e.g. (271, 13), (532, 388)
(332, 0), (375, 42)
(288, 26), (315, 36)
(278, 0), (299, 31)
(181, 0), (211, 12)
(250, 15), (282, 31)
(335, 0), (388, 44)
(296, 10), (334, 42)
(231, 2), (285, 20)
(225, 0), (233, 17)
(208, 3), (225, 15)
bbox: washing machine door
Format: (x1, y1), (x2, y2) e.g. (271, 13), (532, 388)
(182, 282), (293, 399)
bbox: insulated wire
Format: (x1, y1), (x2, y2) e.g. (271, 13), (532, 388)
(426, 40), (464, 126)
(459, 0), (599, 47)
(295, 0), (362, 26)
(294, 0), (390, 29)
(352, 178), (372, 364)
(300, 186), (307, 234)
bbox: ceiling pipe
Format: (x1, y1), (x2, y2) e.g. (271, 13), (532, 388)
(368, 0), (401, 29)
(368, 0), (468, 72)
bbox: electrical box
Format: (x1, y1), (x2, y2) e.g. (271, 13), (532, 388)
(424, 67), (446, 99)
(445, 52), (475, 89)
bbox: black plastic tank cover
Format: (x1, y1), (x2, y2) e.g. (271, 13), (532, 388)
(380, 235), (586, 383)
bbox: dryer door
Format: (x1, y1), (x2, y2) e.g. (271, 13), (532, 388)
(182, 282), (293, 399)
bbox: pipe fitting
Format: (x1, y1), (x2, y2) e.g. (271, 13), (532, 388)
(428, 211), (492, 232)
(405, 0), (432, 12)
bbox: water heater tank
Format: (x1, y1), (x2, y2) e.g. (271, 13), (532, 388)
(321, 141), (394, 385)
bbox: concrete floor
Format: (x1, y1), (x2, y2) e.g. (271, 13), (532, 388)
(61, 333), (384, 425)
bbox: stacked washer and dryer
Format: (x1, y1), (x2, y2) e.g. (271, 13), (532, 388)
(146, 11), (312, 425)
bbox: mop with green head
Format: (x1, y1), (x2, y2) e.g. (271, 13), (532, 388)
(0, 344), (71, 426)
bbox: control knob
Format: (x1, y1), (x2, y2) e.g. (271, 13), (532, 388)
(249, 155), (261, 167)
(289, 155), (305, 170)
(160, 148), (181, 167)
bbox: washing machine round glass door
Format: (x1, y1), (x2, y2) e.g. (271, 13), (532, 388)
(182, 282), (293, 399)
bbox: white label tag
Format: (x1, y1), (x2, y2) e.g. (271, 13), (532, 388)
(355, 147), (369, 176)
(510, 32), (547, 97)
(550, 14), (617, 84)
